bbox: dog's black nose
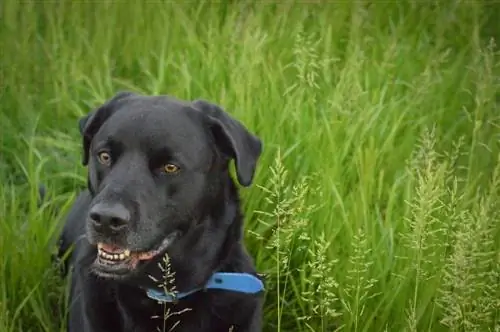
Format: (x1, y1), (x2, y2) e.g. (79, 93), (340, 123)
(89, 203), (130, 232)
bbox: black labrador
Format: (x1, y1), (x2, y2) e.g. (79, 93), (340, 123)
(57, 92), (264, 332)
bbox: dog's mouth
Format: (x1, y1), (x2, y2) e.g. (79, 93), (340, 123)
(93, 231), (180, 277)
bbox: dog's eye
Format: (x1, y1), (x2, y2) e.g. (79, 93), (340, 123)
(162, 163), (179, 174)
(97, 151), (112, 166)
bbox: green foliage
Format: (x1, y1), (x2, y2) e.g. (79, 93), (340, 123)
(0, 1), (499, 331)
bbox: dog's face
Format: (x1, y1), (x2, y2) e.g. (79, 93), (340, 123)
(78, 92), (261, 280)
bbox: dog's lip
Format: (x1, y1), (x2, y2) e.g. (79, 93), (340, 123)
(92, 259), (135, 279)
(134, 230), (181, 261)
(93, 230), (181, 271)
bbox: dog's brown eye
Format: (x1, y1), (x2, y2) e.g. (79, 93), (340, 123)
(163, 163), (179, 173)
(97, 152), (112, 165)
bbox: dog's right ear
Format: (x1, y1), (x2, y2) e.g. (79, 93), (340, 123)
(78, 91), (135, 166)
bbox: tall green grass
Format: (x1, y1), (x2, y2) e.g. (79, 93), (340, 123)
(1, 1), (499, 331)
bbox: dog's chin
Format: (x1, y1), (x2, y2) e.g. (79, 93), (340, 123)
(90, 231), (180, 280)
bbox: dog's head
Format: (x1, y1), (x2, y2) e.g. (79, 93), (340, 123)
(78, 91), (262, 280)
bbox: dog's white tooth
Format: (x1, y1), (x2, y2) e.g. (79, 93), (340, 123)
(124, 249), (130, 257)
(97, 243), (103, 249)
(113, 254), (119, 260)
(119, 254), (125, 260)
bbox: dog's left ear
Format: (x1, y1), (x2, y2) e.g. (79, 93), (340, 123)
(78, 91), (136, 165)
(192, 100), (262, 187)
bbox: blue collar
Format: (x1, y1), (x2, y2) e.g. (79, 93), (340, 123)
(146, 272), (265, 303)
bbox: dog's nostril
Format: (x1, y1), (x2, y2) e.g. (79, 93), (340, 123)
(109, 217), (128, 231)
(89, 212), (102, 225)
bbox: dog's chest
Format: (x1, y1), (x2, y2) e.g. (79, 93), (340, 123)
(117, 292), (235, 332)
(120, 303), (194, 332)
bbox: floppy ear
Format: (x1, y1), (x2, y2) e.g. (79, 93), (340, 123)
(79, 91), (136, 166)
(192, 99), (262, 187)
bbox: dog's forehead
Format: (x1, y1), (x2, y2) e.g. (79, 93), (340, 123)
(97, 97), (210, 154)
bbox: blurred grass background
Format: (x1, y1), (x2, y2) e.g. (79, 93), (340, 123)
(1, 1), (499, 331)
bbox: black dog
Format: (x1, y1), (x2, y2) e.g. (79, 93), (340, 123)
(57, 92), (264, 332)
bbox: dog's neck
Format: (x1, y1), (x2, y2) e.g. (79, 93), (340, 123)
(147, 177), (245, 294)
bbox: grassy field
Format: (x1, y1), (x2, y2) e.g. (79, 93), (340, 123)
(1, 1), (499, 331)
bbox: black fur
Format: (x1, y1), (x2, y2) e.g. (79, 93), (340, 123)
(57, 92), (264, 332)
